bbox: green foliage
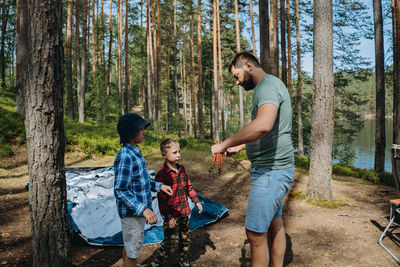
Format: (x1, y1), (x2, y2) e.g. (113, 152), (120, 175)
(294, 156), (310, 170)
(0, 94), (26, 161)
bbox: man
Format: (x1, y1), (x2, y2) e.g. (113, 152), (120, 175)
(211, 52), (294, 267)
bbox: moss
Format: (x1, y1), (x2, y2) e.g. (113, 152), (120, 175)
(306, 198), (346, 209)
(289, 190), (306, 200)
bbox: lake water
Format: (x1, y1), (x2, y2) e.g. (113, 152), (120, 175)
(351, 117), (394, 172)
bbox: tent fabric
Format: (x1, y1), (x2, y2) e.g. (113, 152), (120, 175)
(66, 167), (228, 246)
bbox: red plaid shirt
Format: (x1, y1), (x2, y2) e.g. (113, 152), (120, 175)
(155, 162), (199, 219)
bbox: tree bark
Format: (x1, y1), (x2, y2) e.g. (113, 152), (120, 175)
(22, 1), (71, 265)
(217, 0), (224, 139)
(91, 0), (97, 92)
(197, 0), (204, 138)
(117, 0), (123, 115)
(234, 0), (244, 129)
(16, 0), (29, 115)
(79, 0), (88, 122)
(270, 0), (279, 77)
(295, 0), (304, 156)
(249, 0), (256, 56)
(280, 0), (287, 85)
(189, 2), (196, 137)
(125, 0), (130, 113)
(259, 0), (270, 73)
(66, 0), (74, 120)
(146, 0), (153, 120)
(166, 0), (173, 133)
(155, 0), (161, 125)
(1, 0), (8, 90)
(373, 0), (385, 172)
(173, 0), (179, 121)
(106, 0), (113, 97)
(182, 32), (188, 137)
(308, 0), (334, 200)
(212, 0), (219, 141)
(286, 0), (293, 97)
(394, 0), (400, 144)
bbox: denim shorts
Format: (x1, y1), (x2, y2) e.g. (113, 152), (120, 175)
(245, 166), (294, 233)
(120, 216), (146, 259)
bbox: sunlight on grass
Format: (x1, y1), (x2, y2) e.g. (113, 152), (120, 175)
(306, 197), (346, 209)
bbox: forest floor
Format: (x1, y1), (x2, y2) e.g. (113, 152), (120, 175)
(1, 147), (400, 266)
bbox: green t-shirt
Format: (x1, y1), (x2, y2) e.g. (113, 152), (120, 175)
(245, 74), (294, 169)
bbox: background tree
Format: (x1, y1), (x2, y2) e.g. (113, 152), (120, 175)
(259, 0), (270, 73)
(373, 0), (385, 172)
(295, 0), (304, 156)
(394, 0), (400, 144)
(197, 0), (204, 138)
(280, 0), (287, 85)
(66, 0), (74, 120)
(21, 0), (71, 265)
(308, 0), (334, 200)
(270, 0), (279, 76)
(234, 0), (244, 129)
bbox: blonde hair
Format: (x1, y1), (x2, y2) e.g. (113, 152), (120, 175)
(160, 138), (179, 154)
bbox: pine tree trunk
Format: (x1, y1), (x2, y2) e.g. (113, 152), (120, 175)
(75, 0), (81, 118)
(259, 0), (270, 73)
(212, 0), (219, 141)
(234, 0), (244, 129)
(173, 0), (179, 121)
(146, 0), (153, 120)
(23, 1), (71, 265)
(91, 0), (97, 92)
(217, 0), (225, 140)
(117, 0), (124, 115)
(106, 0), (113, 97)
(373, 0), (385, 172)
(183, 28), (188, 137)
(156, 0), (161, 125)
(66, 0), (74, 120)
(295, 0), (304, 156)
(249, 0), (256, 56)
(125, 0), (130, 113)
(79, 0), (88, 122)
(16, 0), (29, 115)
(280, 0), (287, 85)
(394, 0), (400, 144)
(286, 0), (292, 97)
(166, 0), (173, 133)
(197, 0), (204, 138)
(189, 2), (196, 137)
(1, 0), (7, 90)
(308, 0), (334, 200)
(270, 0), (279, 77)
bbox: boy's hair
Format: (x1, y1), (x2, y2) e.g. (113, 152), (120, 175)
(228, 52), (261, 73)
(160, 138), (179, 154)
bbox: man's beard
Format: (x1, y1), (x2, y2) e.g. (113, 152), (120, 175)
(241, 70), (256, 91)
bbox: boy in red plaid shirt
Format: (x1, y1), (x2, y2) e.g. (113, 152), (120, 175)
(151, 138), (203, 267)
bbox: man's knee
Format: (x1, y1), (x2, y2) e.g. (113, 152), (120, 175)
(246, 229), (267, 246)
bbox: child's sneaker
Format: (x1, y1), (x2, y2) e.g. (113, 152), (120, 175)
(178, 258), (191, 267)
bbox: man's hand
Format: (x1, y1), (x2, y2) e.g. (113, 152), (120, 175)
(211, 143), (226, 155)
(196, 202), (203, 214)
(168, 218), (177, 229)
(226, 144), (246, 156)
(143, 208), (158, 224)
(161, 184), (173, 196)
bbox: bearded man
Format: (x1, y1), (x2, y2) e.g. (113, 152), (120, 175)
(211, 52), (294, 267)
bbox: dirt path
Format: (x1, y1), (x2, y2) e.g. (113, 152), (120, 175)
(1, 150), (399, 266)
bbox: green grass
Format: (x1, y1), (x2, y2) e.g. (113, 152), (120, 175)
(0, 95), (26, 162)
(295, 155), (395, 187)
(306, 197), (346, 209)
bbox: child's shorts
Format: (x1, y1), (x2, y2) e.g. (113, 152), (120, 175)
(120, 216), (146, 259)
(245, 166), (294, 233)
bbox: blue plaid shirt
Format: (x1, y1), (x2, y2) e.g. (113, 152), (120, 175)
(114, 143), (162, 218)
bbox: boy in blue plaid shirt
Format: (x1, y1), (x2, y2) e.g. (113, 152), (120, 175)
(114, 113), (173, 267)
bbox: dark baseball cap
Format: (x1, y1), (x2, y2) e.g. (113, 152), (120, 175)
(117, 113), (151, 144)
